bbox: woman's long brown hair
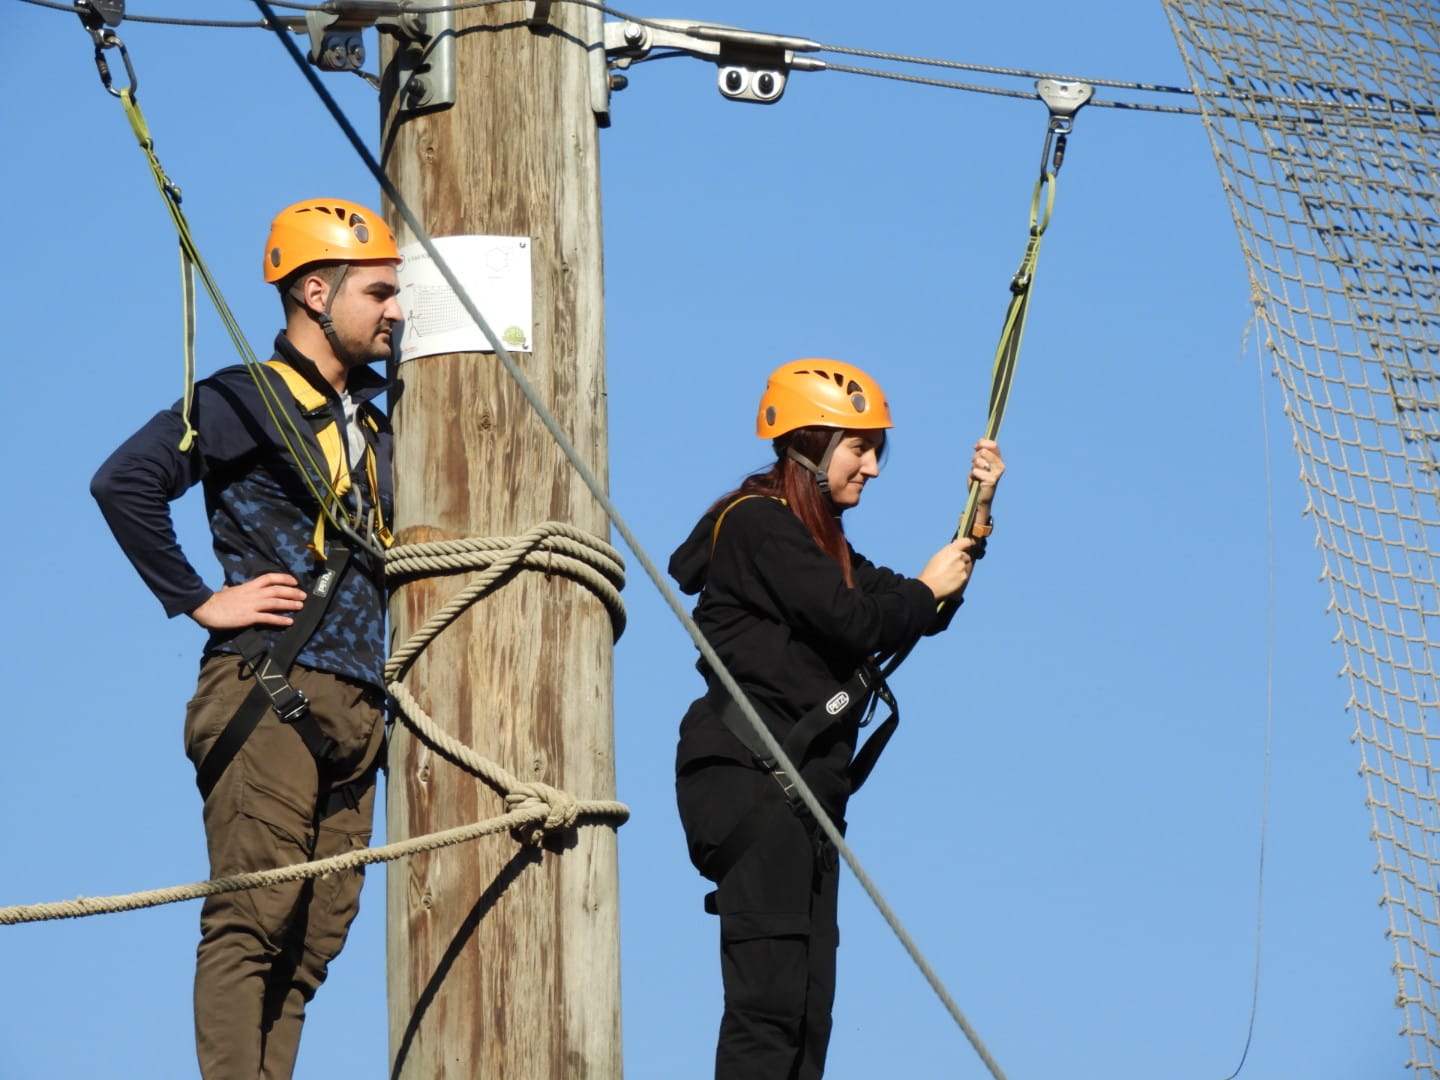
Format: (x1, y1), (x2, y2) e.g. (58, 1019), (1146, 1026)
(710, 427), (857, 587)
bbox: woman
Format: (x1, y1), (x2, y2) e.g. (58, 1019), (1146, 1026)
(668, 359), (1003, 1079)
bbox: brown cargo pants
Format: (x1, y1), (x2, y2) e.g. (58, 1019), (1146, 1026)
(183, 653), (385, 1080)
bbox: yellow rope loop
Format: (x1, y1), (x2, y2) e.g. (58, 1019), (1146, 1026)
(506, 781), (580, 843)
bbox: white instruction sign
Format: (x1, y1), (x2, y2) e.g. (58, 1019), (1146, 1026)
(396, 235), (534, 361)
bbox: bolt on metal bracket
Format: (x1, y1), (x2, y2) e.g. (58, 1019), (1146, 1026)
(391, 8), (456, 116)
(306, 6), (369, 72)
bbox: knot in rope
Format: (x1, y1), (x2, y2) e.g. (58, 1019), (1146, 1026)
(382, 520), (630, 848)
(506, 782), (580, 842)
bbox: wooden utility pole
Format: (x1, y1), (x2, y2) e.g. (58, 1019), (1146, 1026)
(379, 5), (620, 1077)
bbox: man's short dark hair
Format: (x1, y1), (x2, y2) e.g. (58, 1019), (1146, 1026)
(277, 261), (348, 315)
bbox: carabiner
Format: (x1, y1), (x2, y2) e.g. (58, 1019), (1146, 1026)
(91, 29), (138, 99)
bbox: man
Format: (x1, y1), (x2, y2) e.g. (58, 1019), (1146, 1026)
(92, 198), (402, 1079)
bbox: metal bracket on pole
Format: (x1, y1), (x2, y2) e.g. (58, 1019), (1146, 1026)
(298, 2), (453, 115)
(391, 8), (456, 116)
(529, 0), (555, 26)
(588, 5), (613, 127)
(603, 18), (825, 105)
(305, 4), (374, 72)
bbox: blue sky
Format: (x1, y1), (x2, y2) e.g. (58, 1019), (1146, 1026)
(2, 1), (1404, 1077)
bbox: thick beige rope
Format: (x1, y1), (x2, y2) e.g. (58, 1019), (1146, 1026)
(384, 521), (630, 844)
(0, 520), (628, 926)
(0, 804), (563, 926)
(384, 522), (627, 684)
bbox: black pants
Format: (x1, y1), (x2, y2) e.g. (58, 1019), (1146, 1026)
(678, 759), (843, 1080)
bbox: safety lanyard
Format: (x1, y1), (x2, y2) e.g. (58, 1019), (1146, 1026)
(78, 17), (389, 561)
(881, 79), (1093, 678)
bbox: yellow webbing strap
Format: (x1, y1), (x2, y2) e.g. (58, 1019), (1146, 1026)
(880, 97), (1081, 677)
(710, 494), (786, 556)
(264, 361), (349, 497)
(114, 89), (201, 452)
(264, 360), (392, 558)
(178, 247), (198, 452)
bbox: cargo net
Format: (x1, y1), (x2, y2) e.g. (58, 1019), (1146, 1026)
(1161, 1), (1440, 1068)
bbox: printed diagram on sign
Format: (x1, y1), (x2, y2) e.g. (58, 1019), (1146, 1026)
(396, 235), (534, 361)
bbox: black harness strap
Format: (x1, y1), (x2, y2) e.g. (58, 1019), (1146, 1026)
(194, 545), (351, 801)
(701, 665), (899, 885)
(846, 676), (899, 794)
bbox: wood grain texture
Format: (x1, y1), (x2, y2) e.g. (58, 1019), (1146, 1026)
(380, 6), (620, 1077)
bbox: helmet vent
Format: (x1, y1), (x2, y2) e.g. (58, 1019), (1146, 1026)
(851, 393), (868, 413)
(765, 406), (777, 427)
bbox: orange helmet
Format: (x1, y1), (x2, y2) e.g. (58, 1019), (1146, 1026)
(263, 199), (400, 283)
(756, 360), (893, 439)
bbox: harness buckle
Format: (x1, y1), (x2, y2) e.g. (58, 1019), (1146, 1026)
(773, 767), (796, 799)
(274, 689), (312, 726)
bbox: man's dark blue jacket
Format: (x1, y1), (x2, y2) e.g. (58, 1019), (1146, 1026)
(92, 334), (393, 691)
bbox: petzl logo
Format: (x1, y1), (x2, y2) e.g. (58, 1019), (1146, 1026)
(314, 570), (337, 598)
(826, 691), (850, 716)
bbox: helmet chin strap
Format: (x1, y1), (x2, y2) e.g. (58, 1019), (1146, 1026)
(289, 264), (353, 363)
(786, 429), (845, 499)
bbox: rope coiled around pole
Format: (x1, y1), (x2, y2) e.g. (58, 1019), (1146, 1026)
(0, 520), (629, 926)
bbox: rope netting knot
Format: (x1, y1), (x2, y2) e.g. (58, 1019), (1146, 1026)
(1165, 2), (1440, 1071)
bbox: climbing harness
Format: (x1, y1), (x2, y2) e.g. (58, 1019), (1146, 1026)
(695, 495), (900, 883)
(74, 6), (397, 805)
(701, 83), (1094, 847)
(702, 664), (897, 884)
(877, 77), (1092, 679)
(699, 83), (1096, 882)
(194, 545), (351, 803)
(264, 359), (393, 559)
(191, 359), (392, 803)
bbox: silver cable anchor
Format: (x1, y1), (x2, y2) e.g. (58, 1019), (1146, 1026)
(1036, 78), (1093, 176)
